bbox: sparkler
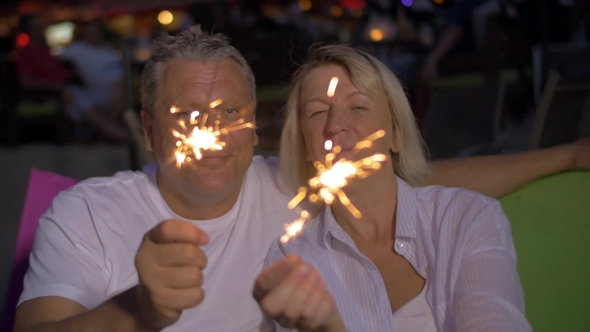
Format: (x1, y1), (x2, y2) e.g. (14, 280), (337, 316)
(170, 101), (255, 168)
(280, 132), (387, 243)
(287, 130), (387, 218)
(280, 209), (310, 243)
(280, 76), (388, 243)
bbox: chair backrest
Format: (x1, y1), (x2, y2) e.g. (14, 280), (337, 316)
(500, 172), (590, 332)
(122, 109), (155, 169)
(1, 169), (78, 331)
(530, 71), (590, 149)
(422, 81), (505, 159)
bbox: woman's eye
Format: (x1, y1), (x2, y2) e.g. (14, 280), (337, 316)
(311, 110), (327, 117)
(353, 106), (368, 112)
(225, 108), (239, 115)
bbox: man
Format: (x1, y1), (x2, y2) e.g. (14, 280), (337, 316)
(13, 26), (590, 332)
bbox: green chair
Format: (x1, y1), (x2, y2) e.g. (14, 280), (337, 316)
(500, 172), (590, 332)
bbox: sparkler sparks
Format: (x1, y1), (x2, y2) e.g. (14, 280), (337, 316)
(280, 209), (310, 243)
(281, 130), (388, 243)
(170, 102), (255, 168)
(327, 77), (339, 97)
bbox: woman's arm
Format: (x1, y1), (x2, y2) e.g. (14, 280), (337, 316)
(425, 138), (590, 198)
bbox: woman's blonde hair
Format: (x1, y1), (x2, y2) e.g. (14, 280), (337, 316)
(280, 44), (430, 191)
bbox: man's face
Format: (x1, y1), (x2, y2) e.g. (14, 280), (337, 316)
(143, 59), (257, 201)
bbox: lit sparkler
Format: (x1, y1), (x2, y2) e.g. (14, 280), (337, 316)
(280, 132), (387, 243)
(170, 101), (255, 168)
(280, 209), (310, 243)
(287, 130), (387, 218)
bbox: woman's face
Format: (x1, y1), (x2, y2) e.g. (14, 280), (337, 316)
(299, 64), (398, 164)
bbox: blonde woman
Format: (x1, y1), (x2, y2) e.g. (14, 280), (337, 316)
(254, 44), (532, 332)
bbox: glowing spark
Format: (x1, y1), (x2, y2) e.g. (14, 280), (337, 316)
(190, 111), (200, 125)
(169, 104), (255, 167)
(280, 210), (310, 243)
(327, 77), (339, 97)
(209, 99), (223, 109)
(352, 130), (385, 152)
(281, 130), (388, 243)
(288, 188), (308, 209)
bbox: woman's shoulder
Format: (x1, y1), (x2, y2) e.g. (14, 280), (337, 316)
(411, 184), (504, 233)
(416, 184), (498, 212)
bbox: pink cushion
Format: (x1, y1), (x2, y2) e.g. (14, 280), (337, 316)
(2, 169), (78, 330)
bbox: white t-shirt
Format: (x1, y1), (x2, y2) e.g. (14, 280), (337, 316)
(19, 156), (298, 331)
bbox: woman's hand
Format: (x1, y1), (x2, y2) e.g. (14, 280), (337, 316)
(254, 255), (346, 332)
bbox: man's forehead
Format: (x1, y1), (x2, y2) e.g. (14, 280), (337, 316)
(163, 59), (246, 83)
(158, 59), (251, 104)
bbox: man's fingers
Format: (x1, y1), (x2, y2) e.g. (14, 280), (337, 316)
(154, 287), (205, 311)
(159, 266), (204, 289)
(149, 220), (209, 246)
(154, 243), (207, 268)
(255, 255), (301, 297)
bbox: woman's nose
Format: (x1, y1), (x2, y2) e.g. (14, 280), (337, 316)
(325, 111), (349, 136)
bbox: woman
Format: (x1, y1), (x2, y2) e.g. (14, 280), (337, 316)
(254, 44), (532, 331)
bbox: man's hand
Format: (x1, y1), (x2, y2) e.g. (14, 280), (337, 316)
(569, 137), (590, 171)
(254, 255), (345, 332)
(135, 220), (210, 330)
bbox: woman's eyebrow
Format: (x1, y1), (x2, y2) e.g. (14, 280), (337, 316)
(345, 91), (366, 99)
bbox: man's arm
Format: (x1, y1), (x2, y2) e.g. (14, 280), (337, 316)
(14, 288), (152, 332)
(425, 138), (590, 198)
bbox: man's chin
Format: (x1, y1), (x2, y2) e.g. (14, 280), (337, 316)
(196, 155), (232, 167)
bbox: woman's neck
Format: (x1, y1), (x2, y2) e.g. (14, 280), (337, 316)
(331, 168), (398, 243)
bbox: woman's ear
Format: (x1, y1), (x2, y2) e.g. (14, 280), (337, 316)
(390, 132), (400, 153)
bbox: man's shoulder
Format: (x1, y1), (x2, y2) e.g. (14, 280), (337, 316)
(64, 168), (152, 203)
(247, 156), (292, 194)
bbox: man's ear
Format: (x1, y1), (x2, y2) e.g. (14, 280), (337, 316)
(141, 110), (154, 152)
(252, 113), (258, 146)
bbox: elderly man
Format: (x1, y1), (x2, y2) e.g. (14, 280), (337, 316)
(13, 26), (590, 332)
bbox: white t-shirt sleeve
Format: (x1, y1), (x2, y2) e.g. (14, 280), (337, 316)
(18, 191), (109, 310)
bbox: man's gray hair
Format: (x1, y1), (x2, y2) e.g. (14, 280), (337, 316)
(141, 26), (256, 115)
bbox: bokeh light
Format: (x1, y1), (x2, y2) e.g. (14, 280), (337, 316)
(370, 28), (383, 42)
(158, 11), (174, 25)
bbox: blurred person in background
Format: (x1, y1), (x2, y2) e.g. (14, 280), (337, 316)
(421, 0), (573, 81)
(60, 20), (129, 142)
(15, 17), (128, 143)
